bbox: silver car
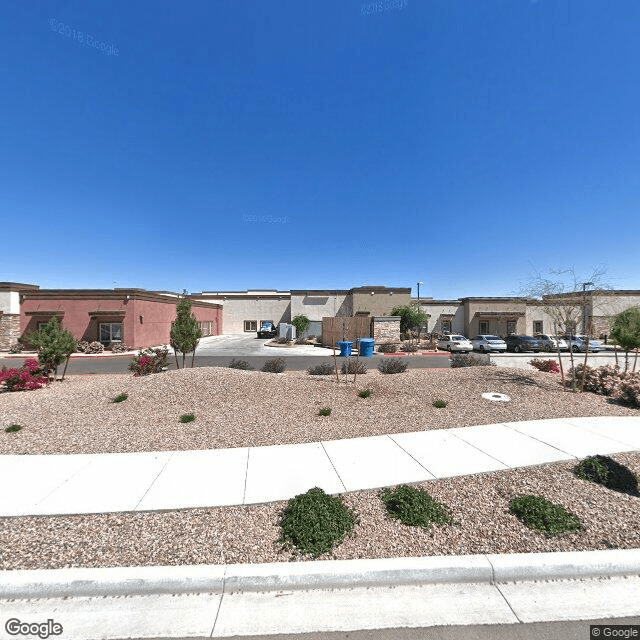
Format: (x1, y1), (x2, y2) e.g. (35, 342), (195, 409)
(471, 335), (507, 353)
(535, 334), (569, 352)
(563, 335), (602, 353)
(437, 334), (473, 353)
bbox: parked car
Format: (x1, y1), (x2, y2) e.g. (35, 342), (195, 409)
(257, 321), (278, 339)
(471, 335), (507, 353)
(504, 335), (543, 353)
(535, 334), (569, 352)
(563, 335), (602, 353)
(437, 334), (473, 353)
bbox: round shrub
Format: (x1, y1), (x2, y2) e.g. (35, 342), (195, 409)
(308, 362), (335, 376)
(113, 393), (128, 403)
(509, 495), (581, 536)
(341, 360), (367, 375)
(262, 358), (286, 373)
(450, 354), (494, 368)
(401, 343), (419, 353)
(378, 343), (397, 353)
(5, 424), (22, 433)
(432, 399), (447, 408)
(377, 359), (408, 374)
(85, 341), (104, 354)
(380, 484), (453, 528)
(318, 407), (332, 416)
(280, 487), (357, 558)
(110, 343), (130, 353)
(179, 413), (195, 423)
(575, 455), (639, 497)
(358, 389), (373, 398)
(229, 358), (254, 371)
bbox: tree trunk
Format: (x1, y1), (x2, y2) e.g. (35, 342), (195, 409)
(332, 342), (339, 384)
(353, 345), (360, 387)
(173, 347), (180, 370)
(567, 340), (576, 391)
(556, 341), (565, 391)
(61, 356), (70, 382)
(580, 335), (590, 391)
(182, 352), (186, 369)
(633, 348), (638, 373)
(624, 350), (630, 373)
(191, 349), (196, 368)
(614, 343), (619, 367)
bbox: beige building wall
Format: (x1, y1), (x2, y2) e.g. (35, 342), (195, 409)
(351, 287), (411, 316)
(290, 291), (352, 321)
(463, 298), (527, 337)
(418, 300), (463, 334)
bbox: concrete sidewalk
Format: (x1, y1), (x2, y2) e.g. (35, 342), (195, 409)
(1, 416), (639, 517)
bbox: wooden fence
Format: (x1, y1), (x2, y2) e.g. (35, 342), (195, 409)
(322, 315), (372, 347)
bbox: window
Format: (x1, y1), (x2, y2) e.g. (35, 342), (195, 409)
(479, 321), (489, 334)
(507, 320), (517, 335)
(441, 320), (451, 334)
(99, 322), (123, 345)
(244, 320), (257, 332)
(533, 321), (543, 334)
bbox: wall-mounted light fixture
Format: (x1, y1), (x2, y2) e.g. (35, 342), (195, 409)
(139, 315), (144, 324)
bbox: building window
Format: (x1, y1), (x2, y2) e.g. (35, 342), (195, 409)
(533, 321), (543, 334)
(99, 322), (123, 345)
(244, 320), (257, 332)
(479, 321), (489, 334)
(507, 320), (517, 335)
(441, 320), (451, 334)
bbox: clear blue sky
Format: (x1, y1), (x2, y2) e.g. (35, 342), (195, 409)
(2, 1), (639, 299)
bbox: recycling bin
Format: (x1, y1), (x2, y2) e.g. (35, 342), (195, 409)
(337, 340), (353, 357)
(357, 338), (375, 357)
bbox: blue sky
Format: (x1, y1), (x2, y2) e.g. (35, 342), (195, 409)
(2, 1), (639, 299)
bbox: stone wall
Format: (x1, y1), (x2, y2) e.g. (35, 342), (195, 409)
(372, 316), (401, 344)
(0, 313), (21, 351)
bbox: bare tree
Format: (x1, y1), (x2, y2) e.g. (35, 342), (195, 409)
(520, 267), (609, 391)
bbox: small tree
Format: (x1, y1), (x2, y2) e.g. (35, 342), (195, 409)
(291, 314), (311, 339)
(610, 307), (640, 372)
(170, 297), (203, 368)
(390, 304), (430, 342)
(27, 316), (77, 381)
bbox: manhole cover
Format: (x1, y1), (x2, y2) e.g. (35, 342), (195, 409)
(482, 392), (511, 402)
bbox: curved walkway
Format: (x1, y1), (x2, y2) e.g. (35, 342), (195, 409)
(2, 416), (639, 517)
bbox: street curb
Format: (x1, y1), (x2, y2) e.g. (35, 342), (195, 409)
(2, 549), (640, 600)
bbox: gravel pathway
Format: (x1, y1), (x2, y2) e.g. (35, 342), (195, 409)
(1, 452), (638, 570)
(1, 366), (637, 455)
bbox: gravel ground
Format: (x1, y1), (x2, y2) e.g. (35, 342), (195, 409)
(1, 366), (637, 455)
(1, 452), (638, 570)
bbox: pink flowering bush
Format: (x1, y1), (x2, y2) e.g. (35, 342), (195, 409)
(0, 359), (50, 392)
(128, 347), (169, 376)
(566, 364), (640, 408)
(529, 358), (560, 373)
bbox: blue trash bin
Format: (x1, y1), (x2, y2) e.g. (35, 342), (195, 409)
(358, 338), (375, 357)
(337, 341), (353, 357)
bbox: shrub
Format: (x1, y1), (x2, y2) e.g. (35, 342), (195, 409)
(401, 343), (419, 352)
(291, 314), (311, 338)
(617, 376), (640, 408)
(27, 316), (77, 379)
(575, 455), (639, 497)
(319, 407), (332, 416)
(113, 393), (128, 403)
(308, 362), (335, 376)
(358, 389), (373, 398)
(229, 358), (254, 371)
(274, 336), (289, 344)
(262, 358), (286, 373)
(110, 343), (130, 353)
(129, 347), (169, 376)
(450, 354), (494, 368)
(179, 413), (195, 423)
(8, 342), (23, 354)
(85, 341), (104, 354)
(76, 341), (89, 353)
(529, 358), (560, 373)
(568, 364), (622, 395)
(509, 495), (581, 536)
(378, 359), (407, 374)
(432, 399), (447, 408)
(0, 359), (49, 392)
(279, 487), (357, 558)
(5, 424), (22, 433)
(380, 484), (453, 528)
(170, 298), (202, 368)
(378, 343), (397, 353)
(341, 360), (367, 375)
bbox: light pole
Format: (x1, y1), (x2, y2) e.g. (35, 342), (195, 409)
(582, 282), (594, 334)
(417, 281), (423, 303)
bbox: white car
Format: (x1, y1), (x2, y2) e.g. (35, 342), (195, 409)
(471, 335), (507, 353)
(535, 334), (569, 352)
(438, 335), (473, 353)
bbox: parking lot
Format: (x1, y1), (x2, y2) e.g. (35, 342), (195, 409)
(194, 334), (336, 357)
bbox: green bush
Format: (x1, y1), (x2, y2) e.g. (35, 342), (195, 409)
(113, 393), (128, 403)
(5, 424), (22, 433)
(509, 495), (581, 535)
(401, 343), (419, 352)
(341, 360), (367, 375)
(378, 343), (397, 353)
(358, 389), (373, 398)
(308, 362), (335, 376)
(432, 399), (447, 408)
(179, 413), (195, 423)
(280, 487), (357, 558)
(575, 455), (639, 497)
(377, 359), (408, 374)
(229, 358), (254, 371)
(450, 354), (494, 368)
(380, 484), (453, 528)
(318, 407), (332, 416)
(262, 358), (286, 373)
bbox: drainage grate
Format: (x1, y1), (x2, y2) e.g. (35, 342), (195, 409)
(482, 392), (511, 402)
